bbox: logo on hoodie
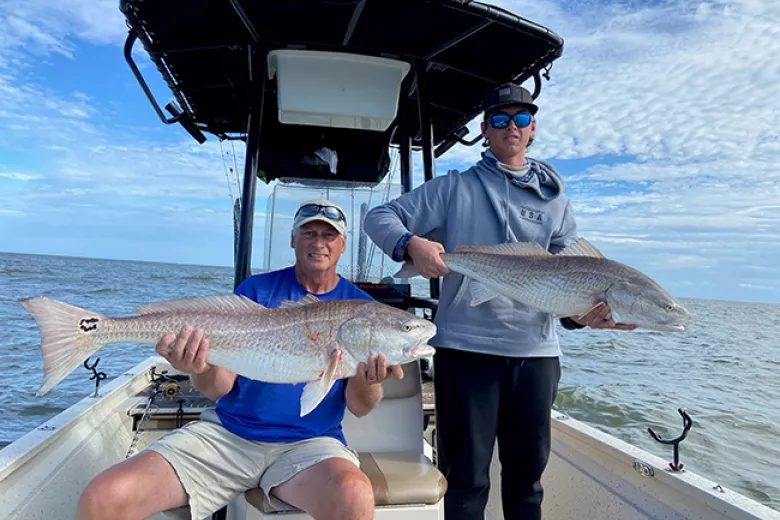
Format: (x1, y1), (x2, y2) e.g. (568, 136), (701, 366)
(519, 206), (544, 224)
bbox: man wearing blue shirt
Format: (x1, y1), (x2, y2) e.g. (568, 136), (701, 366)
(77, 199), (402, 520)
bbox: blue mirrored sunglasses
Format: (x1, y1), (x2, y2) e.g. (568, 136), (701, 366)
(489, 112), (533, 129)
(295, 204), (346, 222)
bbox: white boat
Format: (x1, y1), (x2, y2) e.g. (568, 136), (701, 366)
(2, 0), (778, 519)
(1, 355), (778, 520)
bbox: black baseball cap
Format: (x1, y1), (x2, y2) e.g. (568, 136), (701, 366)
(482, 83), (538, 115)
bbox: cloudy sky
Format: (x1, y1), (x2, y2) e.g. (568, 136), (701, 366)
(0, 0), (778, 303)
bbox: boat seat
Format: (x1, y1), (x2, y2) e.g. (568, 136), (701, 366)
(244, 451), (447, 513)
(244, 361), (446, 515)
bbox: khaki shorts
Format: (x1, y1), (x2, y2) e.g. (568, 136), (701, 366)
(144, 409), (360, 520)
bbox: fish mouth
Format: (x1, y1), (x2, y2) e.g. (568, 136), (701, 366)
(641, 323), (686, 332)
(408, 343), (436, 358)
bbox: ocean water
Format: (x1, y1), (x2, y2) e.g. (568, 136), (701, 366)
(1, 251), (778, 511)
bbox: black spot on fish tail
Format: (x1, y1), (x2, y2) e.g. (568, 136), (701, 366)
(79, 317), (100, 332)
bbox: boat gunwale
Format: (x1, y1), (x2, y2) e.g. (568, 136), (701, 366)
(0, 356), (163, 482)
(550, 410), (780, 519)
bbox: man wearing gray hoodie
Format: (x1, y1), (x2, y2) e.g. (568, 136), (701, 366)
(362, 84), (635, 520)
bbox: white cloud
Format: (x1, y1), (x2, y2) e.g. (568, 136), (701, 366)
(0, 75), (105, 153)
(0, 0), (265, 232)
(0, 1), (125, 69)
(739, 283), (776, 290)
(0, 137), (261, 211)
(443, 0), (780, 167)
(0, 172), (41, 181)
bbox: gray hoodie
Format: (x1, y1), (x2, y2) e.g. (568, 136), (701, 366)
(362, 150), (578, 358)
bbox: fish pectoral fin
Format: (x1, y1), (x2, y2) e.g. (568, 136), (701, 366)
(469, 281), (500, 307)
(392, 261), (420, 279)
(556, 238), (605, 258)
(300, 348), (341, 417)
(572, 302), (605, 321)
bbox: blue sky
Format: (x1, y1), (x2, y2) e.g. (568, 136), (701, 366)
(1, 0), (778, 304)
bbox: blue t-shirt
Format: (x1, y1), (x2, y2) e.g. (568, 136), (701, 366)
(214, 266), (374, 444)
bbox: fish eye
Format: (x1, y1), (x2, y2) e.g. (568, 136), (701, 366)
(402, 323), (412, 332)
(665, 305), (674, 311)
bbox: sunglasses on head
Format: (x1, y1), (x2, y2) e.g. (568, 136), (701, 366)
(295, 203), (346, 222)
(488, 111), (533, 129)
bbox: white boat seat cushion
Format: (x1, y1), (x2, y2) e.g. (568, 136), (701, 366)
(244, 451), (447, 513)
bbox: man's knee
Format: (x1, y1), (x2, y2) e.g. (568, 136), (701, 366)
(274, 457), (375, 520)
(76, 451), (185, 520)
(332, 468), (374, 517)
(77, 470), (135, 519)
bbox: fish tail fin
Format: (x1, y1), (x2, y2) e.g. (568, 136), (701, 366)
(392, 261), (421, 279)
(19, 297), (109, 396)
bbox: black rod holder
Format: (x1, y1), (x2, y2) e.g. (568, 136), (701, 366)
(83, 358), (107, 397)
(648, 408), (693, 471)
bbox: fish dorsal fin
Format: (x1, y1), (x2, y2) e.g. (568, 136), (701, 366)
(556, 238), (605, 258)
(455, 242), (551, 256)
(134, 294), (265, 315)
(279, 294), (322, 308)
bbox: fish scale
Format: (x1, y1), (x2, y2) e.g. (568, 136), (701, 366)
(91, 311), (329, 382)
(446, 254), (614, 315)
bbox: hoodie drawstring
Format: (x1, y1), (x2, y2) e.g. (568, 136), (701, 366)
(504, 173), (511, 243)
